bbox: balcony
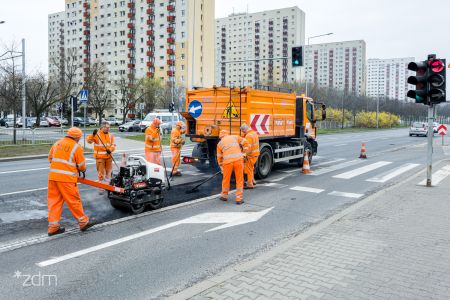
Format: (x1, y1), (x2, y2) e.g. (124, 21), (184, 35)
(146, 72), (154, 78)
(83, 58), (89, 63)
(146, 0), (154, 3)
(167, 4), (175, 11)
(146, 29), (154, 36)
(127, 23), (134, 29)
(83, 68), (90, 73)
(83, 21), (90, 27)
(127, 2), (135, 8)
(167, 37), (175, 44)
(127, 33), (134, 39)
(167, 27), (174, 34)
(167, 70), (174, 77)
(83, 30), (90, 36)
(146, 51), (154, 57)
(83, 2), (89, 8)
(128, 12), (135, 18)
(83, 40), (89, 45)
(167, 59), (174, 66)
(127, 43), (135, 49)
(146, 61), (154, 67)
(83, 12), (89, 18)
(146, 40), (154, 46)
(146, 19), (154, 26)
(166, 48), (174, 55)
(127, 63), (135, 69)
(128, 73), (134, 79)
(146, 8), (154, 15)
(167, 15), (175, 23)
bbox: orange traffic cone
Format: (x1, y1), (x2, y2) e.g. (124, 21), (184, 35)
(302, 150), (312, 174)
(359, 143), (367, 159)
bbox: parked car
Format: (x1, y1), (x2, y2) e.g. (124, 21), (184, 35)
(433, 122), (438, 133)
(51, 116), (68, 126)
(105, 117), (121, 126)
(119, 120), (141, 132)
(16, 117), (42, 128)
(409, 122), (429, 137)
(46, 117), (61, 127)
(160, 121), (177, 134)
(88, 117), (97, 126)
(140, 111), (182, 132)
(4, 117), (15, 128)
(73, 117), (90, 127)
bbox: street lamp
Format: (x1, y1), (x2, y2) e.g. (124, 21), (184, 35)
(305, 32), (334, 97)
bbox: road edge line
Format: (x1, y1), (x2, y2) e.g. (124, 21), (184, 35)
(167, 158), (450, 300)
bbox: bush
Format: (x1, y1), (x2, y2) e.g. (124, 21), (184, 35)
(355, 111), (400, 128)
(326, 108), (353, 123)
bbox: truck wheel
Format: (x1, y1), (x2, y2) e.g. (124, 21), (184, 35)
(255, 147), (273, 179)
(192, 144), (206, 166)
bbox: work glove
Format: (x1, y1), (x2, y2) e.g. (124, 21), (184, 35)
(106, 149), (112, 155)
(220, 167), (223, 174)
(92, 129), (98, 136)
(78, 171), (86, 178)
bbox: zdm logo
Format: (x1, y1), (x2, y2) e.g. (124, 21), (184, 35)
(13, 271), (57, 287)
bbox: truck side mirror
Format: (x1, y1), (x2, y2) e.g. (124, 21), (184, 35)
(321, 105), (327, 121)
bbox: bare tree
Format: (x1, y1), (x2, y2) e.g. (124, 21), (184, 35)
(115, 76), (150, 122)
(158, 81), (185, 110)
(26, 72), (60, 127)
(84, 62), (111, 125)
(140, 77), (164, 114)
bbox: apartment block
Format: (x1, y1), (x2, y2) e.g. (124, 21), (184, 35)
(304, 40), (366, 96)
(215, 7), (305, 87)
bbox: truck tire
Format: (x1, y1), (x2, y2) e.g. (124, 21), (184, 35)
(255, 146), (273, 179)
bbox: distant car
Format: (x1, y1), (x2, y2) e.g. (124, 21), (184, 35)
(409, 122), (429, 137)
(51, 116), (68, 126)
(73, 117), (90, 127)
(433, 122), (438, 133)
(160, 121), (177, 135)
(119, 120), (141, 132)
(105, 117), (121, 126)
(46, 117), (61, 127)
(0, 118), (6, 126)
(4, 117), (15, 128)
(88, 117), (97, 126)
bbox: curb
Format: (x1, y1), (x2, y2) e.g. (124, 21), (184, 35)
(168, 158), (450, 300)
(0, 152), (95, 163)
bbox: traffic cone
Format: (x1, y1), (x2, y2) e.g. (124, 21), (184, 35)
(302, 150), (312, 174)
(359, 143), (367, 159)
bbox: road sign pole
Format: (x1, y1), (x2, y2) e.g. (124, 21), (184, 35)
(426, 104), (434, 187)
(83, 103), (87, 149)
(71, 97), (74, 127)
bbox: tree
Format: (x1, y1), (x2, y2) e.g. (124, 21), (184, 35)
(84, 62), (112, 125)
(26, 72), (60, 127)
(158, 81), (185, 111)
(115, 76), (151, 122)
(140, 78), (164, 114)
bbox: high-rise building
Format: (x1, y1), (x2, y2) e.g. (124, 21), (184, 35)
(366, 57), (415, 101)
(215, 7), (305, 87)
(304, 40), (366, 96)
(48, 0), (215, 116)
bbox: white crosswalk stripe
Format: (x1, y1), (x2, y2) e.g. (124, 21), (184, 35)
(313, 158), (346, 167)
(290, 186), (324, 194)
(366, 163), (420, 183)
(309, 159), (363, 176)
(418, 165), (450, 186)
(328, 191), (363, 199)
(260, 182), (288, 188)
(333, 161), (392, 179)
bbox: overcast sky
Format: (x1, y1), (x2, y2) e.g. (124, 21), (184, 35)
(1, 0), (449, 73)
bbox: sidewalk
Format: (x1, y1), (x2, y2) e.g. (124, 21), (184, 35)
(172, 161), (450, 300)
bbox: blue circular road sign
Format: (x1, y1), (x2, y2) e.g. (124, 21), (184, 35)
(188, 100), (203, 118)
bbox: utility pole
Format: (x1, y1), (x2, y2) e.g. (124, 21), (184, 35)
(376, 96), (380, 129)
(21, 39), (26, 136)
(426, 104), (434, 187)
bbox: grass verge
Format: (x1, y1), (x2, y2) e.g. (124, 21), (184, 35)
(318, 127), (405, 135)
(125, 134), (192, 146)
(0, 144), (53, 158)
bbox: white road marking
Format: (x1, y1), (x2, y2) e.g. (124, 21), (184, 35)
(36, 208), (273, 267)
(309, 159), (364, 176)
(333, 161), (392, 179)
(0, 163), (95, 175)
(268, 175), (290, 182)
(334, 144), (348, 147)
(367, 163), (420, 183)
(260, 182), (288, 188)
(290, 186), (324, 194)
(418, 165), (450, 186)
(0, 187), (48, 197)
(282, 168), (301, 173)
(313, 158), (346, 167)
(328, 191), (363, 199)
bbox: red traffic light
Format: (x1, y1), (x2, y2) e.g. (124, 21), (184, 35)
(430, 59), (445, 73)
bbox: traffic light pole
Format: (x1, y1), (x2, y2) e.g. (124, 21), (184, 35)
(426, 104), (434, 187)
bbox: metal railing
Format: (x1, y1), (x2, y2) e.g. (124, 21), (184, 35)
(0, 127), (65, 146)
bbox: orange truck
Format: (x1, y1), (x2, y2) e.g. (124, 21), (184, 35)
(181, 87), (326, 178)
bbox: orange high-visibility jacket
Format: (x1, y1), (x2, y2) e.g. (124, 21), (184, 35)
(48, 137), (86, 183)
(87, 131), (116, 159)
(145, 124), (161, 152)
(244, 129), (260, 158)
(170, 127), (183, 148)
(216, 135), (249, 166)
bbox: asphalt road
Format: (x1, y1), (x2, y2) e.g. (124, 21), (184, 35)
(0, 128), (448, 299)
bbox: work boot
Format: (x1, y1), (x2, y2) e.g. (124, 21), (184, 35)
(48, 227), (65, 237)
(244, 186), (254, 190)
(174, 171), (182, 177)
(219, 197), (228, 202)
(235, 200), (244, 205)
(80, 221), (97, 232)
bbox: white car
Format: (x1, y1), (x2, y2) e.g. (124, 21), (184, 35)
(409, 122), (429, 137)
(140, 111), (182, 132)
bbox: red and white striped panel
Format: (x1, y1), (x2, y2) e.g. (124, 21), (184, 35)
(250, 114), (270, 135)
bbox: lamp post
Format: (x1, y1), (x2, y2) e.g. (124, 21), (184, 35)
(305, 32), (333, 97)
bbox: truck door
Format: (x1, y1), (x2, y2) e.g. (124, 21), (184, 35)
(305, 100), (316, 139)
(295, 97), (304, 138)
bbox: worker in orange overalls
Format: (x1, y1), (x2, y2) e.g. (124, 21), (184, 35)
(47, 127), (94, 236)
(216, 129), (249, 204)
(241, 123), (260, 189)
(87, 121), (116, 185)
(170, 121), (185, 176)
(145, 118), (162, 165)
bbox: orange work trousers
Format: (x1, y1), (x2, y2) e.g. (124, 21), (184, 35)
(47, 180), (89, 233)
(145, 151), (161, 165)
(171, 147), (181, 173)
(244, 156), (258, 187)
(96, 157), (113, 183)
(222, 159), (244, 202)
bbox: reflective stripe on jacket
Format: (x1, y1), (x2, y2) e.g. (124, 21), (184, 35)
(87, 131), (116, 159)
(48, 137), (86, 183)
(145, 125), (161, 152)
(216, 135), (249, 166)
(170, 127), (183, 148)
(245, 129), (260, 157)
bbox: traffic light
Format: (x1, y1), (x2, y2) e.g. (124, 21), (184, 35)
(407, 60), (429, 104)
(428, 58), (446, 104)
(71, 96), (78, 112)
(169, 102), (175, 113)
(62, 102), (67, 114)
(292, 46), (303, 67)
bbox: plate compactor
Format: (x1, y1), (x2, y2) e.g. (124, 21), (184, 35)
(78, 155), (166, 214)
